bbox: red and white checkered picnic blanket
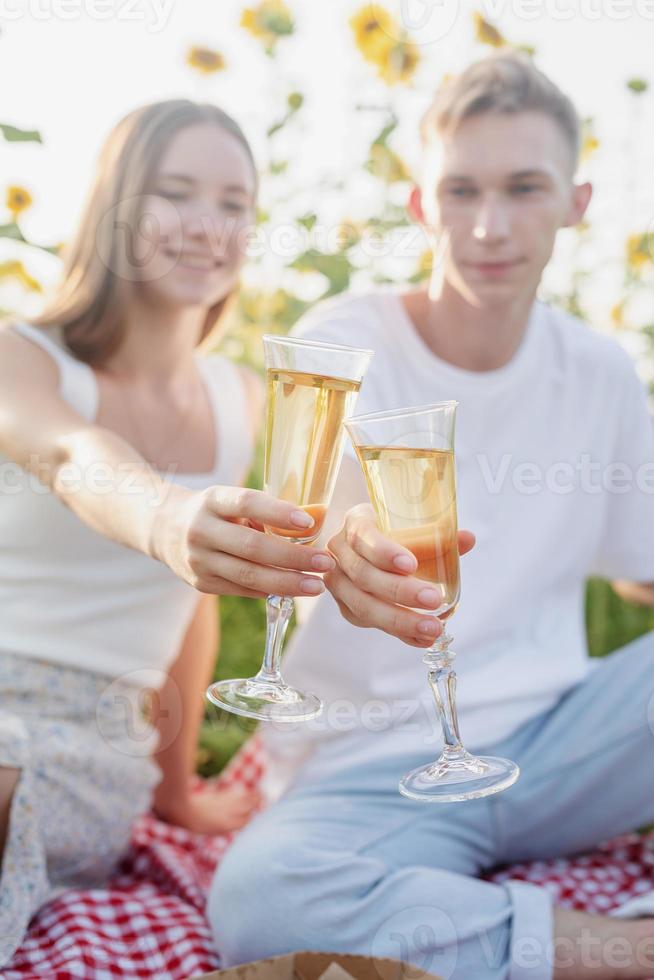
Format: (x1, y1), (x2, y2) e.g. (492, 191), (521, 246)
(4, 734), (654, 979)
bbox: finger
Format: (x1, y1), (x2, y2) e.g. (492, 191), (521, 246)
(231, 814), (252, 829)
(337, 516), (417, 574)
(196, 576), (268, 599)
(222, 795), (259, 816)
(327, 551), (443, 610)
(211, 518), (335, 573)
(210, 486), (318, 534)
(458, 530), (475, 556)
(399, 633), (442, 649)
(208, 785), (258, 805)
(345, 519), (471, 575)
(328, 570), (443, 642)
(236, 517), (265, 532)
(204, 552), (326, 598)
(234, 799), (260, 816)
(218, 785), (260, 804)
(334, 595), (434, 649)
(221, 797), (256, 815)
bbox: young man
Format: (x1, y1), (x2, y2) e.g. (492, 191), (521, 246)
(209, 53), (654, 978)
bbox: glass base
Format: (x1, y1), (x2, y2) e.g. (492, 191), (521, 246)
(206, 677), (323, 723)
(399, 752), (520, 803)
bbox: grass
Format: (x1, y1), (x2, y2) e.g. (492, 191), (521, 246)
(197, 578), (654, 777)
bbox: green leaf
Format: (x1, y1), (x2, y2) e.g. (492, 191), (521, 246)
(0, 123), (43, 143)
(267, 93), (304, 138)
(627, 78), (649, 94)
(266, 118), (287, 138)
(365, 143), (411, 183)
(291, 249), (352, 297)
(0, 222), (27, 243)
(0, 224), (61, 255)
(261, 9), (294, 37)
(586, 578), (654, 658)
(373, 114), (399, 148)
(268, 159), (288, 175)
(274, 292), (309, 329)
(297, 212), (317, 231)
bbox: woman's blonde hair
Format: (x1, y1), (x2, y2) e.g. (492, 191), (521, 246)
(421, 52), (580, 169)
(31, 99), (256, 366)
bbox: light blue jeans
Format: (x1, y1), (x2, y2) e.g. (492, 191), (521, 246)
(208, 633), (654, 979)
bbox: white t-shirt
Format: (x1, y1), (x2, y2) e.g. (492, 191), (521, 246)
(261, 290), (654, 794)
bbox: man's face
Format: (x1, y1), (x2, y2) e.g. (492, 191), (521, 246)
(417, 111), (591, 307)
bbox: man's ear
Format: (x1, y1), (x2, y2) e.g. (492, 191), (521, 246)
(562, 181), (592, 228)
(408, 185), (426, 224)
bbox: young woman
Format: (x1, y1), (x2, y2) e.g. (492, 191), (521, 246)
(0, 99), (335, 965)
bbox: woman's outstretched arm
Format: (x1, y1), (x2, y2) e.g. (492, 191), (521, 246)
(0, 328), (334, 597)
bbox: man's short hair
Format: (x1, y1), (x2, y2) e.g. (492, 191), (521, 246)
(421, 52), (580, 169)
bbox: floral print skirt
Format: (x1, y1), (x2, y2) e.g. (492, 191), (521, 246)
(0, 652), (161, 967)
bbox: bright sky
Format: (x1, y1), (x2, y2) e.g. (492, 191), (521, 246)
(2, 0), (654, 368)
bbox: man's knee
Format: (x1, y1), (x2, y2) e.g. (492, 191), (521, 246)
(208, 820), (318, 964)
(611, 630), (654, 718)
(207, 816), (380, 966)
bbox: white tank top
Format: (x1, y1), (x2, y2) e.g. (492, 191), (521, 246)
(0, 322), (255, 679)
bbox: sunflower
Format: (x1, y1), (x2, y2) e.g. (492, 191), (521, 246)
(626, 233), (653, 270)
(610, 300), (626, 329)
(240, 0), (294, 51)
(580, 118), (599, 162)
(350, 6), (419, 86)
(416, 249), (434, 281)
(376, 40), (420, 85)
(581, 134), (599, 161)
(239, 288), (289, 324)
(350, 5), (396, 63)
(367, 143), (412, 183)
(337, 220), (363, 250)
(6, 185), (33, 219)
(473, 12), (506, 48)
(186, 46), (226, 74)
(0, 259), (42, 292)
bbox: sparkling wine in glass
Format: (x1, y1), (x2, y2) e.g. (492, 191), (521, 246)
(206, 335), (373, 723)
(345, 402), (520, 802)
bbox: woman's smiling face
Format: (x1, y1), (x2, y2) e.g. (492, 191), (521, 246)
(137, 121), (256, 308)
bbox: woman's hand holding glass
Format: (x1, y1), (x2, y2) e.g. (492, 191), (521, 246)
(325, 502), (476, 648)
(205, 335), (373, 723)
(156, 484), (335, 599)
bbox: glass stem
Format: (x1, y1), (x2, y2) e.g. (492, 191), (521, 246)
(424, 628), (466, 761)
(256, 594), (294, 685)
